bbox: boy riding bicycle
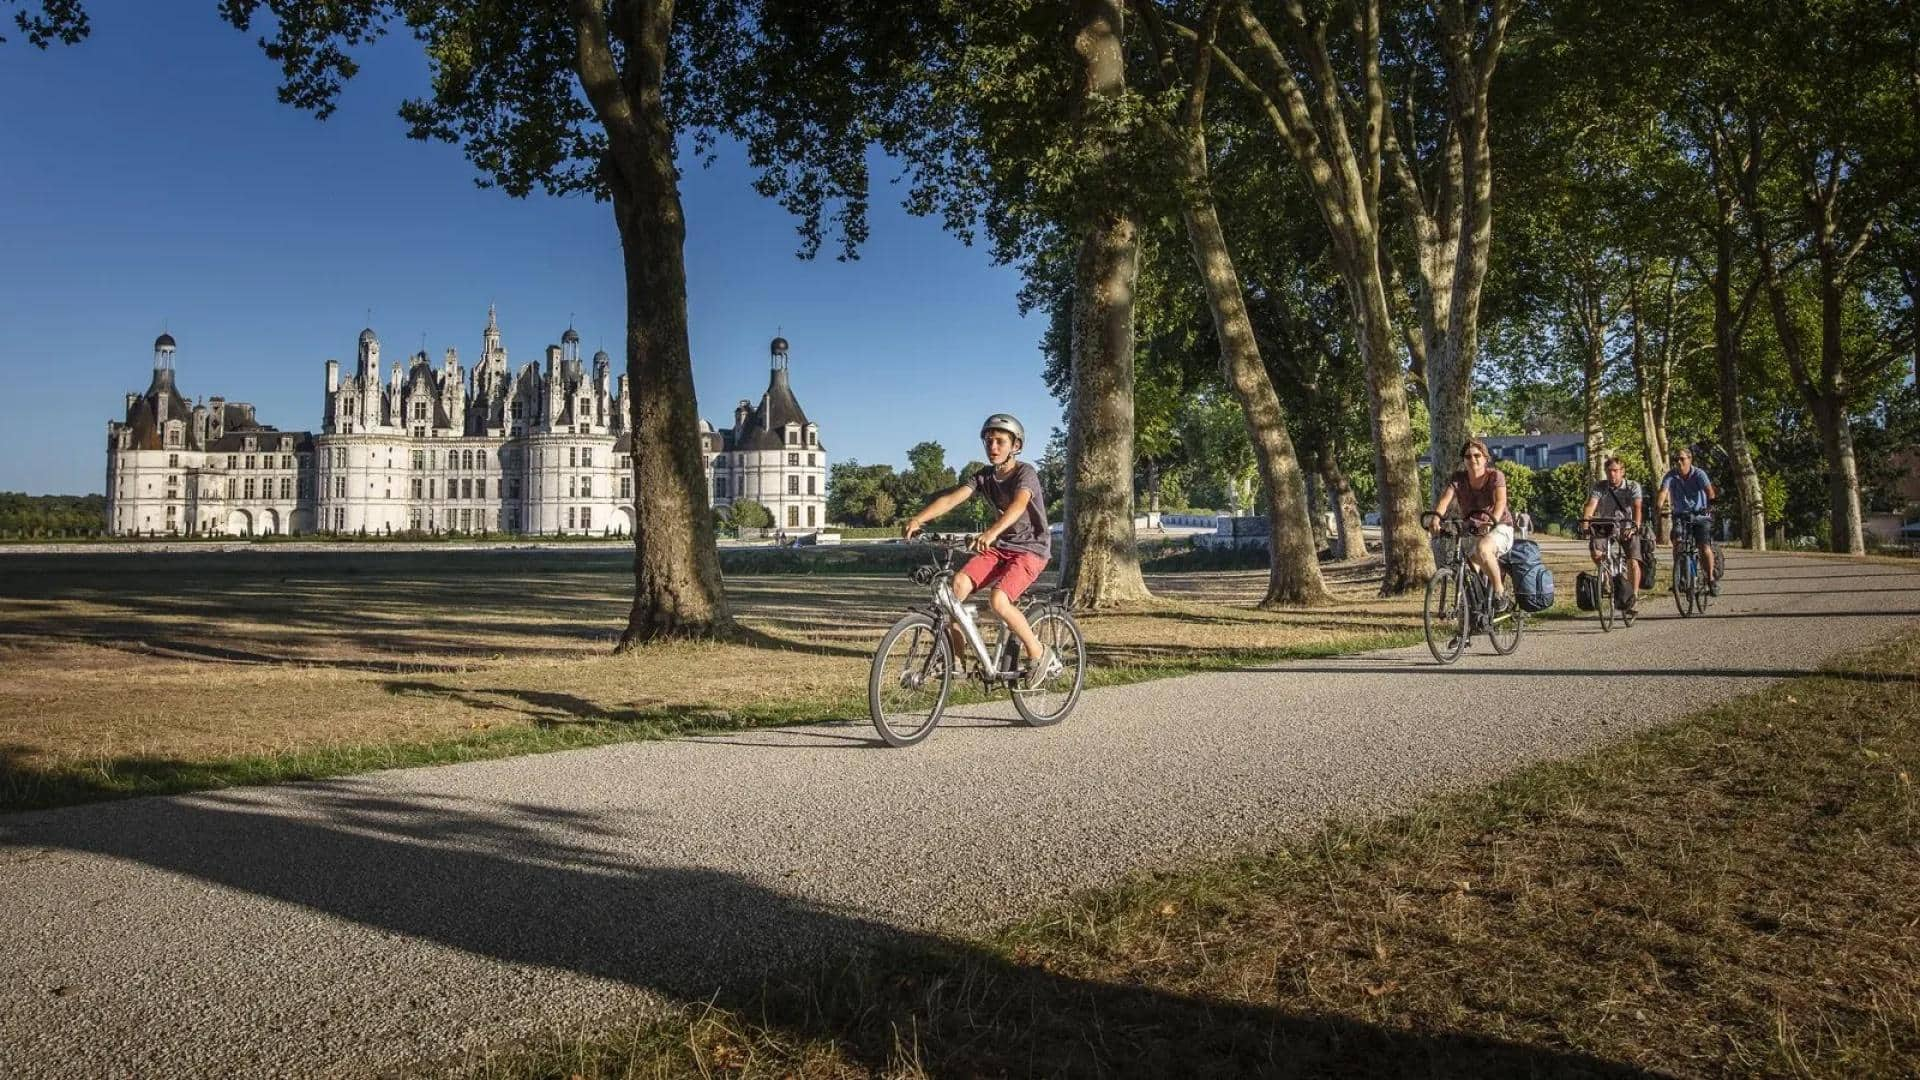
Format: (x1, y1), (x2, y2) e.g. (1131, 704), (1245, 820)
(902, 414), (1061, 690)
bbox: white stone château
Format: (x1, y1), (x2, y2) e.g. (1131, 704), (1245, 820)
(105, 313), (827, 536)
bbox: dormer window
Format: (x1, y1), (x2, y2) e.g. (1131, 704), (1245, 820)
(415, 402), (427, 421)
(807, 429), (817, 447)
(786, 427), (798, 446)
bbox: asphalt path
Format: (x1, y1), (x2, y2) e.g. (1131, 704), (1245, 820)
(3, 544), (1918, 1077)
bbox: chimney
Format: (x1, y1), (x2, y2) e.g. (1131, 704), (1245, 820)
(326, 358), (340, 394)
(734, 399), (751, 430)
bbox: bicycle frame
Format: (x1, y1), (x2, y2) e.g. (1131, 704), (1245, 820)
(919, 544), (1026, 686)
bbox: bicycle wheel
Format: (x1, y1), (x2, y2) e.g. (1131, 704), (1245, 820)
(1487, 587), (1523, 654)
(1673, 554), (1696, 617)
(1424, 569), (1465, 664)
(1011, 606), (1085, 727)
(868, 612), (953, 747)
(1596, 566), (1614, 631)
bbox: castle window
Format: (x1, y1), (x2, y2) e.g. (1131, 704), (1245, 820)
(567, 507), (576, 529)
(787, 475), (799, 496)
(788, 505), (799, 527)
(581, 448), (592, 467)
(808, 476), (817, 495)
(228, 455), (238, 469)
(581, 507), (591, 530)
(429, 479), (436, 499)
(807, 505), (816, 527)
(620, 476), (631, 499)
(461, 479), (472, 500)
(788, 452), (799, 467)
(462, 449), (474, 469)
(511, 402), (523, 420)
(227, 478), (237, 498)
(414, 427), (425, 438)
(477, 450), (487, 468)
(807, 453), (815, 466)
(414, 402), (427, 420)
(246, 455), (256, 470)
(168, 454), (179, 468)
(410, 511), (421, 531)
(282, 455), (293, 469)
(807, 430), (816, 446)
(334, 476), (346, 498)
(411, 450), (425, 470)
(787, 428), (798, 445)
(581, 476), (592, 498)
(714, 477), (727, 499)
(412, 479), (423, 499)
(281, 478), (293, 499)
(476, 479), (486, 499)
(166, 426), (181, 448)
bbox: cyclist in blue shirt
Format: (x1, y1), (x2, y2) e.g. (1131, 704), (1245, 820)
(1656, 446), (1718, 595)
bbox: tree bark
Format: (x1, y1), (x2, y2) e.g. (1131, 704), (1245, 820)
(1319, 437), (1364, 561)
(570, 0), (735, 644)
(1059, 0), (1152, 609)
(1709, 199), (1767, 550)
(1180, 184), (1332, 605)
(1574, 284), (1607, 483)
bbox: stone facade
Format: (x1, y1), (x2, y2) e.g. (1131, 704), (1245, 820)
(105, 314), (827, 536)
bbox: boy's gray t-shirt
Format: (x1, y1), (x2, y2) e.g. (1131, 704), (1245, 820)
(965, 461), (1050, 560)
(1589, 479), (1643, 522)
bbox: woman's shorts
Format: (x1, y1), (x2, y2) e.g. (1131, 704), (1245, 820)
(1487, 523), (1515, 558)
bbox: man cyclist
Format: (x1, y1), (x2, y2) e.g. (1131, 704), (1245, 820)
(1656, 446), (1719, 595)
(902, 414), (1061, 689)
(1579, 456), (1643, 613)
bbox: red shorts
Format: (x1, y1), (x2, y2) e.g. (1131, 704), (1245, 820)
(957, 547), (1049, 602)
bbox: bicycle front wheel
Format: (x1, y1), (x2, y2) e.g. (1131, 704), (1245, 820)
(869, 612), (953, 747)
(1596, 568), (1615, 631)
(1673, 555), (1696, 617)
(1011, 606), (1086, 727)
(1424, 569), (1465, 665)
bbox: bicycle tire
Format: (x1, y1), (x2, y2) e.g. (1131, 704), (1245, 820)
(1010, 606), (1085, 727)
(868, 612), (953, 747)
(1596, 565), (1614, 631)
(1423, 569), (1465, 665)
(1487, 593), (1523, 655)
(1673, 553), (1696, 618)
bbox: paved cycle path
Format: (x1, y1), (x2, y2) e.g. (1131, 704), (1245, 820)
(4, 546), (1917, 1077)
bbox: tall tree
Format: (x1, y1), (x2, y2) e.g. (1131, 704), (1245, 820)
(1058, 0), (1155, 607)
(1135, 0), (1330, 605)
(220, 0), (871, 643)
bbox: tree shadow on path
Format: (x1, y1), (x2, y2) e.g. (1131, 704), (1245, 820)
(1, 785), (1668, 1078)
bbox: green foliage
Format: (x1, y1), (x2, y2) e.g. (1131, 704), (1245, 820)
(0, 492), (105, 537)
(1494, 461), (1536, 514)
(827, 461), (898, 527)
(2, 0), (89, 48)
(1533, 462), (1590, 528)
(730, 499), (773, 530)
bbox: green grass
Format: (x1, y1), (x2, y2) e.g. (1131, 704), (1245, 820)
(0, 629), (1429, 814)
(446, 631), (1920, 1079)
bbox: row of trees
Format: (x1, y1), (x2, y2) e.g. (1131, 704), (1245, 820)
(16, 0), (1913, 645)
(0, 493), (105, 537)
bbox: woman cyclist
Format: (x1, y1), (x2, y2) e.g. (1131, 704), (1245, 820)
(1427, 438), (1516, 610)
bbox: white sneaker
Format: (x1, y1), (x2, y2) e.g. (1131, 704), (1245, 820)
(1024, 646), (1060, 690)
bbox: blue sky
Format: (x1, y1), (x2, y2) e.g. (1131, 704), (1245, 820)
(0, 1), (1060, 496)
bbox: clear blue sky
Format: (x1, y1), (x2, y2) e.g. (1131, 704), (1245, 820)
(0, 1), (1061, 496)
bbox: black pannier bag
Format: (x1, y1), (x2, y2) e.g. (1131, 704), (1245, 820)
(1575, 570), (1599, 611)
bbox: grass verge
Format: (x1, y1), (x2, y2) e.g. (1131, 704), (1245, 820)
(449, 631), (1920, 1078)
(0, 630), (1422, 814)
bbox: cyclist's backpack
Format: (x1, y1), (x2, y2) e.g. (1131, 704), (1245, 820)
(1575, 570), (1599, 611)
(1501, 539), (1556, 612)
(1640, 551), (1657, 591)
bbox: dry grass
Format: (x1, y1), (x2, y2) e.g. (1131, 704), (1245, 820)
(0, 545), (1598, 807)
(452, 631), (1920, 1079)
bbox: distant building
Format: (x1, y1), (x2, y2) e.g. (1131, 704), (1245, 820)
(1420, 433), (1588, 471)
(105, 315), (826, 536)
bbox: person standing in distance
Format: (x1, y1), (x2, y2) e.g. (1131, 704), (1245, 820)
(1656, 446), (1719, 594)
(903, 414), (1062, 689)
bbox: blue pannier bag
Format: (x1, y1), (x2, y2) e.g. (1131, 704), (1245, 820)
(1501, 538), (1555, 612)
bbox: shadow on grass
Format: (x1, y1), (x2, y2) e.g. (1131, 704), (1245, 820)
(0, 781), (1666, 1078)
(1254, 664), (1920, 684)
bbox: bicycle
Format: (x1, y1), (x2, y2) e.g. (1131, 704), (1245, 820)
(1421, 511), (1523, 664)
(868, 539), (1087, 747)
(1577, 518), (1640, 631)
(1670, 511), (1715, 617)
